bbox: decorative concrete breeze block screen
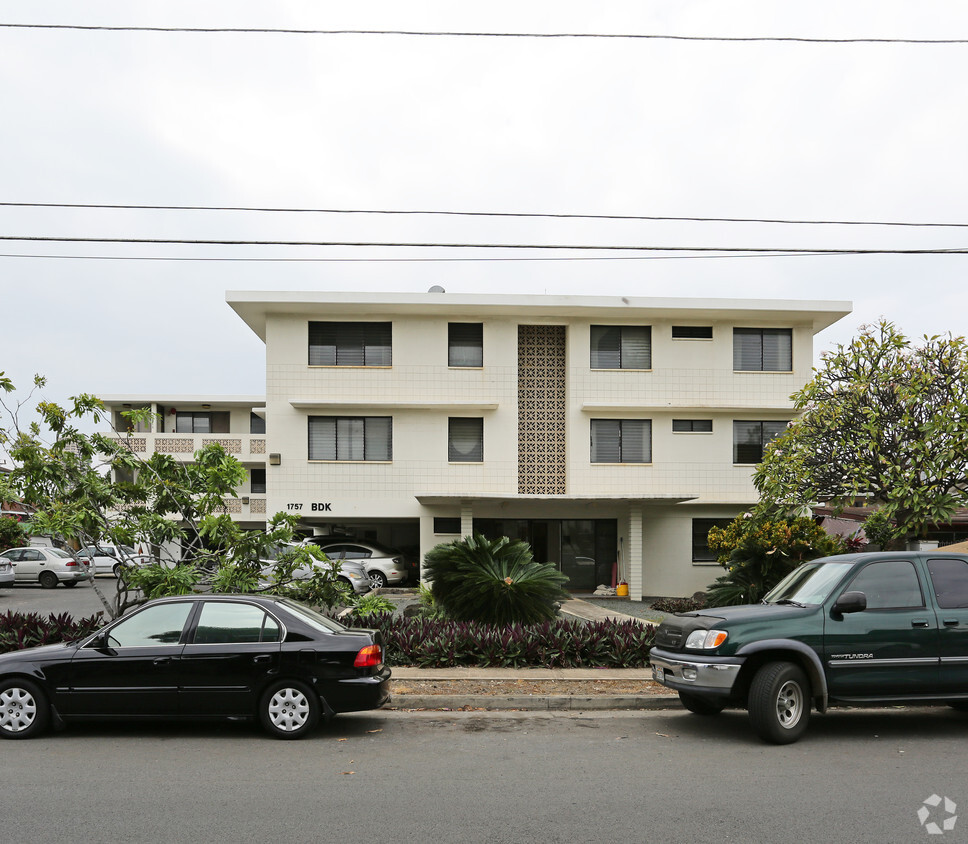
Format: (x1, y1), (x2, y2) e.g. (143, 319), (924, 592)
(517, 325), (566, 495)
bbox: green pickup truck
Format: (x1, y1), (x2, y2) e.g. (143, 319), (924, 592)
(649, 551), (968, 743)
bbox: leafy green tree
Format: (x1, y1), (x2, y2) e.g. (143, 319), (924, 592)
(705, 515), (845, 606)
(0, 516), (27, 552)
(0, 372), (344, 616)
(423, 534), (569, 625)
(753, 321), (968, 547)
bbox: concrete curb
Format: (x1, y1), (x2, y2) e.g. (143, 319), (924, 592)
(388, 694), (681, 711)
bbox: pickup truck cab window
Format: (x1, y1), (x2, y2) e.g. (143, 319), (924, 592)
(844, 559), (925, 609)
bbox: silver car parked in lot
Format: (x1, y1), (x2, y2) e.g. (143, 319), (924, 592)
(260, 544), (371, 595)
(0, 555), (14, 590)
(304, 539), (409, 589)
(0, 547), (93, 588)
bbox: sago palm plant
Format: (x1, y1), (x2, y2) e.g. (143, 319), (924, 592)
(423, 534), (569, 625)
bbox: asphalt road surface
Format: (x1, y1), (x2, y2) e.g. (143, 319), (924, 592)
(1, 576), (119, 618)
(3, 706), (966, 843)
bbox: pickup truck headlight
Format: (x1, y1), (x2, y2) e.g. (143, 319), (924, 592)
(685, 629), (728, 649)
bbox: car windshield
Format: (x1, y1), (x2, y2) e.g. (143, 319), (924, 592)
(763, 561), (854, 605)
(278, 598), (347, 634)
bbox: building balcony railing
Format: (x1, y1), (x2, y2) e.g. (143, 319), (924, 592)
(110, 433), (267, 460)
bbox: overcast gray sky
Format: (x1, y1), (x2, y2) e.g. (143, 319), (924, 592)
(3, 1), (968, 434)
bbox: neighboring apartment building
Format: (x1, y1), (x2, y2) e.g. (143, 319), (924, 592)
(101, 291), (851, 599)
(98, 395), (270, 532)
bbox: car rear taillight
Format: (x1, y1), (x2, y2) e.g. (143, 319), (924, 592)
(65, 560), (78, 567)
(353, 644), (383, 668)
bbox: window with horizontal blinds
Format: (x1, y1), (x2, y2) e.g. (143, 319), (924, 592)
(175, 411), (228, 433)
(673, 419), (713, 433)
(591, 419), (651, 463)
(308, 416), (392, 461)
(733, 420), (787, 464)
(733, 328), (792, 371)
(448, 323), (483, 367)
(448, 417), (483, 461)
(590, 325), (651, 369)
(308, 322), (392, 366)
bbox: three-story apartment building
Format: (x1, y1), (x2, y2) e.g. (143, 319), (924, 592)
(208, 290), (850, 599)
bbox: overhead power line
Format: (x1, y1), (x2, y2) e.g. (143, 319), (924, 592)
(1, 235), (966, 254)
(2, 201), (967, 229)
(0, 251), (838, 264)
(1, 23), (967, 44)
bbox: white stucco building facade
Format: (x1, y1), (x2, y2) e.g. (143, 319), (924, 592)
(101, 291), (850, 598)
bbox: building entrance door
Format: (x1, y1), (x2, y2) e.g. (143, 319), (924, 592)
(475, 519), (615, 592)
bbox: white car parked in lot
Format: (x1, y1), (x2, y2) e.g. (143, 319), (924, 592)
(0, 555), (14, 590)
(74, 544), (151, 577)
(260, 543), (372, 595)
(0, 546), (93, 588)
(303, 539), (409, 589)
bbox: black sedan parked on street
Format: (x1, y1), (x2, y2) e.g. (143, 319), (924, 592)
(0, 594), (391, 740)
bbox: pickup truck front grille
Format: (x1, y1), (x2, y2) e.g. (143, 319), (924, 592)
(655, 626), (684, 649)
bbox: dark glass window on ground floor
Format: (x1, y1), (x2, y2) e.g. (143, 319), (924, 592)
(474, 518), (617, 591)
(692, 518), (732, 562)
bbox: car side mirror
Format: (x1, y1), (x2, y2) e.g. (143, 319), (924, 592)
(833, 591), (867, 615)
(87, 632), (110, 650)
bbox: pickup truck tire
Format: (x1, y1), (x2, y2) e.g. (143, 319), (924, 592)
(679, 691), (725, 716)
(748, 661), (810, 744)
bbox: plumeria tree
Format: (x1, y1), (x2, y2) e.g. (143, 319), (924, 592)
(0, 371), (346, 617)
(753, 321), (968, 547)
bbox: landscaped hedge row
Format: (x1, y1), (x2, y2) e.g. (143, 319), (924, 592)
(0, 610), (105, 655)
(341, 613), (656, 668)
(0, 609), (655, 669)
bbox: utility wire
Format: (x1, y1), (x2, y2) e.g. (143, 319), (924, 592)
(1, 23), (967, 43)
(0, 251), (841, 263)
(2, 201), (966, 229)
(1, 235), (966, 254)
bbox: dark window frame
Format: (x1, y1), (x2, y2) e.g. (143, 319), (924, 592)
(308, 416), (393, 462)
(673, 419), (713, 433)
(590, 325), (652, 370)
(448, 323), (484, 368)
(448, 417), (484, 462)
(590, 419), (652, 464)
(672, 326), (713, 340)
(308, 321), (392, 367)
(434, 517), (461, 534)
(250, 468), (266, 494)
(733, 328), (793, 372)
(692, 518), (733, 563)
(733, 420), (788, 464)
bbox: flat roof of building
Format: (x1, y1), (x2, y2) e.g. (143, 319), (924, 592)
(226, 290), (852, 342)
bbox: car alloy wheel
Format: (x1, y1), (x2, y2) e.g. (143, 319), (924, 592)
(368, 572), (388, 589)
(260, 681), (320, 740)
(0, 679), (49, 740)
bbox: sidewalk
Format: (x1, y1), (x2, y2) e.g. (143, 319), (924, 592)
(385, 596), (680, 712)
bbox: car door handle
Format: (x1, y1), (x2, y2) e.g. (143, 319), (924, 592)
(943, 619), (961, 627)
(153, 657), (173, 665)
(253, 655), (272, 664)
(911, 619), (930, 628)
